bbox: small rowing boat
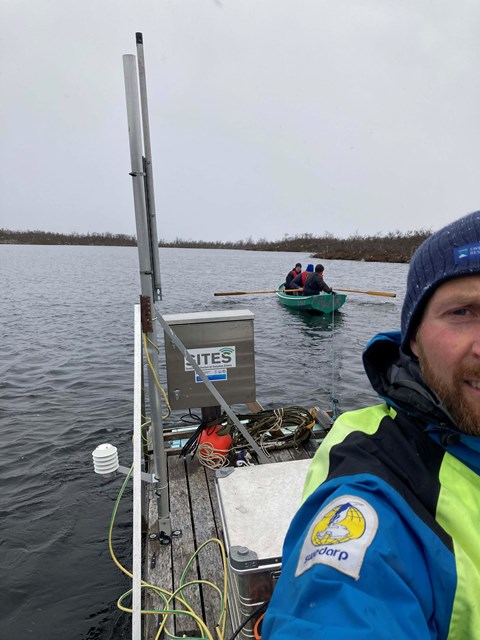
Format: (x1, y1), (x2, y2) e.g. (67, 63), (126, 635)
(276, 283), (347, 314)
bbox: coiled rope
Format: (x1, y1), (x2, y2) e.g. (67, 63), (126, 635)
(197, 442), (231, 469)
(180, 405), (317, 468)
(226, 405), (316, 454)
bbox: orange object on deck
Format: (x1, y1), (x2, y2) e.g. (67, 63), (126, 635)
(198, 425), (232, 455)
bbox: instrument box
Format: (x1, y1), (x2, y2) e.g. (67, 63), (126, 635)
(162, 310), (256, 410)
(215, 458), (311, 638)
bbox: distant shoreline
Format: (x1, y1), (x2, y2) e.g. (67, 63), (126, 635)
(0, 228), (432, 263)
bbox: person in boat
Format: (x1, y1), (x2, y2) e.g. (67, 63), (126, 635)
(262, 210), (480, 640)
(290, 263), (314, 290)
(301, 263), (335, 296)
(285, 262), (302, 290)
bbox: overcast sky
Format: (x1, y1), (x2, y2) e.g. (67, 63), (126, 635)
(2, 1), (480, 242)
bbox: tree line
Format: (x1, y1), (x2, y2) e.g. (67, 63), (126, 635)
(157, 230), (432, 263)
(0, 229), (137, 246)
(1, 228), (432, 262)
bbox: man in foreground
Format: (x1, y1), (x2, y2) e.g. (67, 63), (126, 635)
(263, 210), (480, 639)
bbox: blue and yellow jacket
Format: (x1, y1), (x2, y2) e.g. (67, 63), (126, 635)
(263, 331), (480, 639)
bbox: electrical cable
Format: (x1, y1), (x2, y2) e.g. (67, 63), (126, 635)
(178, 415), (222, 459)
(140, 417), (152, 446)
(142, 332), (171, 419)
(226, 601), (268, 640)
(108, 467), (228, 639)
(177, 538), (229, 640)
(178, 409), (202, 425)
(253, 612), (265, 640)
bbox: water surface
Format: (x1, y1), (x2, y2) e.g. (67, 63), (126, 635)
(0, 245), (407, 639)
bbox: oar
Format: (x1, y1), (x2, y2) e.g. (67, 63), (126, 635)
(214, 289), (299, 296)
(334, 288), (396, 298)
(214, 288), (396, 298)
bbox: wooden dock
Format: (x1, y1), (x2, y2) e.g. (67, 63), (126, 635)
(143, 427), (325, 640)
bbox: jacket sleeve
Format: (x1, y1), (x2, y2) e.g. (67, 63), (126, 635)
(262, 477), (454, 640)
(321, 280), (333, 293)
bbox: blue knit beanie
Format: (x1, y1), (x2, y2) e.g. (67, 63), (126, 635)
(306, 263), (314, 272)
(401, 210), (480, 352)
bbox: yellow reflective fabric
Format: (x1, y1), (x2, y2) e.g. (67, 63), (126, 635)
(302, 404), (396, 503)
(436, 453), (480, 639)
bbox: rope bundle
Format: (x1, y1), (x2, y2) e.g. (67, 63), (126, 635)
(180, 405), (320, 468)
(226, 405), (316, 455)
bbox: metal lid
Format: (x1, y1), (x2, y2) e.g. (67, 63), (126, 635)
(163, 310), (254, 325)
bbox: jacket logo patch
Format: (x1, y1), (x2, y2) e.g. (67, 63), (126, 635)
(295, 495), (378, 580)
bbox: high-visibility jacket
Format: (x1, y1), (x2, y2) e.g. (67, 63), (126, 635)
(262, 331), (480, 639)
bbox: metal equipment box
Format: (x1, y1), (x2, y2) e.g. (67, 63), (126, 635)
(163, 310), (256, 410)
(216, 459), (311, 638)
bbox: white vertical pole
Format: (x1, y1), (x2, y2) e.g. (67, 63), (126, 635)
(132, 304), (142, 640)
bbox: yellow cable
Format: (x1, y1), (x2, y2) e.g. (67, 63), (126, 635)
(154, 580), (221, 640)
(110, 333), (231, 639)
(146, 334), (160, 353)
(109, 467), (227, 640)
(181, 538), (228, 639)
(141, 418), (153, 445)
(154, 538), (228, 640)
(142, 332), (172, 419)
(108, 468), (206, 630)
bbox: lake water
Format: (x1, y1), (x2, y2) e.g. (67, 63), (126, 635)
(0, 244), (408, 639)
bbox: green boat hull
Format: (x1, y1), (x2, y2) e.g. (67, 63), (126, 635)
(276, 284), (346, 314)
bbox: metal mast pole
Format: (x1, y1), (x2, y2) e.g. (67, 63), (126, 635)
(123, 54), (171, 536)
(136, 32), (162, 301)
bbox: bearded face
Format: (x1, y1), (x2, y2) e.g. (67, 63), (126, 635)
(410, 275), (480, 437)
(414, 339), (480, 436)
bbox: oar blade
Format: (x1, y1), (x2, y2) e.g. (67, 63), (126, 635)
(336, 288), (396, 298)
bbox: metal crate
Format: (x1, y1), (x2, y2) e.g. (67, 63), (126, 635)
(216, 459), (311, 638)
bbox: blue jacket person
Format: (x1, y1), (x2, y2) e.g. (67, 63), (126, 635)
(263, 210), (480, 639)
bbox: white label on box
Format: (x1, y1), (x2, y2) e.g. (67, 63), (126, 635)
(185, 346), (236, 374)
(195, 369), (228, 383)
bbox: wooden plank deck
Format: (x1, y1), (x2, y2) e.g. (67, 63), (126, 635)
(143, 426), (329, 640)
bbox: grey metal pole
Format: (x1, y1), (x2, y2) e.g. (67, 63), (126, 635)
(136, 33), (162, 301)
(123, 54), (171, 535)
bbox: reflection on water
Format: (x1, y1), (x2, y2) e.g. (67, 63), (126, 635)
(279, 305), (346, 336)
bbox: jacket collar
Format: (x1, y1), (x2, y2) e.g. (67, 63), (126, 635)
(362, 331), (456, 428)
